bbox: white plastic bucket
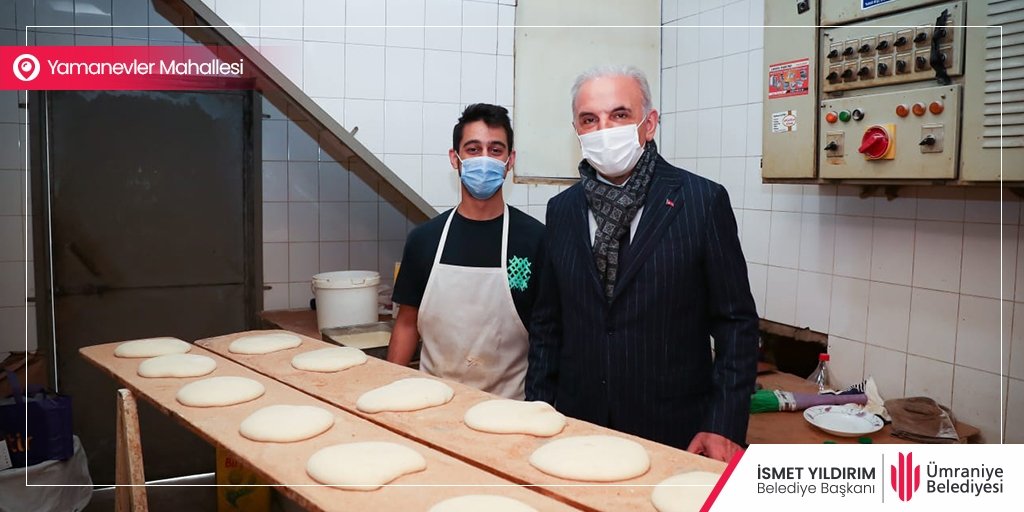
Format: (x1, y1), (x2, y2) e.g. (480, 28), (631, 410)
(311, 270), (381, 330)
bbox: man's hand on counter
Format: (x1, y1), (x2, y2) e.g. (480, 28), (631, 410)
(686, 431), (742, 462)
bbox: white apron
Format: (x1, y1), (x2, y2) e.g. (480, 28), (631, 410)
(417, 205), (529, 399)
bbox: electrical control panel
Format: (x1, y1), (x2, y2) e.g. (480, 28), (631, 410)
(762, 0), (1024, 184)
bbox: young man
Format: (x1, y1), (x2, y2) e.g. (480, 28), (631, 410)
(387, 104), (544, 400)
(527, 66), (759, 461)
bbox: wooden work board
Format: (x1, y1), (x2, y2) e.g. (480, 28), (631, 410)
(79, 343), (581, 512)
(196, 330), (727, 512)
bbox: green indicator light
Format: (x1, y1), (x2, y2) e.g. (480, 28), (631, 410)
(838, 110), (852, 122)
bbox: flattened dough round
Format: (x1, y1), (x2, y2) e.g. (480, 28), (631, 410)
(651, 471), (721, 512)
(356, 377), (454, 413)
(229, 332), (302, 355)
(529, 435), (650, 482)
(114, 337), (190, 358)
(428, 495), (538, 512)
(306, 442), (426, 490)
(239, 405), (335, 442)
(463, 400), (566, 437)
(291, 347), (367, 372)
(138, 354), (216, 378)
(175, 376), (265, 407)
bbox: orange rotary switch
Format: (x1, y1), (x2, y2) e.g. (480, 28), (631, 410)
(825, 111), (838, 123)
(858, 125), (895, 160)
(912, 102), (927, 116)
(929, 101), (944, 115)
(895, 104), (909, 117)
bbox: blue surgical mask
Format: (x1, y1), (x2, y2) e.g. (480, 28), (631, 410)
(457, 155), (508, 200)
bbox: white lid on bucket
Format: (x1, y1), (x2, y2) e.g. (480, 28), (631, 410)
(312, 270), (381, 290)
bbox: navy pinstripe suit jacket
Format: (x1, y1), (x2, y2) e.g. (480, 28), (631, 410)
(526, 155), (759, 448)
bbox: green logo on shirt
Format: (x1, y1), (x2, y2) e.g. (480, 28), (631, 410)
(508, 256), (532, 292)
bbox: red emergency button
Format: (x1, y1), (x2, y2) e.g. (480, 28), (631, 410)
(859, 126), (891, 160)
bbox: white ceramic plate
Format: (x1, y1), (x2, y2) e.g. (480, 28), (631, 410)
(803, 405), (884, 437)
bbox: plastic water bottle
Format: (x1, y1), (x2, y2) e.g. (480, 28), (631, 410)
(806, 353), (831, 393)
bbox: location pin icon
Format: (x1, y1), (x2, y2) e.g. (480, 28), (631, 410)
(13, 54), (41, 82)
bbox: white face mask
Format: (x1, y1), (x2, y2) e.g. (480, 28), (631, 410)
(577, 123), (644, 178)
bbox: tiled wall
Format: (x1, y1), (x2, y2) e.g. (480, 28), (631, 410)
(660, 0), (1022, 443)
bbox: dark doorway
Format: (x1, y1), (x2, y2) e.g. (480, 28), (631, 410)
(30, 90), (261, 484)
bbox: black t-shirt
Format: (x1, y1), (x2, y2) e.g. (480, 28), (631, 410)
(392, 206), (545, 327)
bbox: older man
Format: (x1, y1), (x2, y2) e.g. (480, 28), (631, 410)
(526, 65), (759, 461)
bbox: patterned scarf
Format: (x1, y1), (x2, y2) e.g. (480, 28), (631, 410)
(579, 140), (658, 300)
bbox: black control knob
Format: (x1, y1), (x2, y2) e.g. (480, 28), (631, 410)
(841, 68), (854, 79)
(824, 141), (839, 151)
(894, 36), (908, 47)
(851, 108), (865, 121)
(858, 43), (871, 53)
(914, 32), (928, 43)
(876, 40), (890, 51)
(919, 135), (937, 146)
(857, 66), (871, 77)
(826, 71), (839, 83)
(877, 62), (889, 75)
(916, 56), (928, 69)
(896, 60), (907, 72)
(827, 48), (839, 59)
(934, 27), (947, 41)
(843, 46), (855, 56)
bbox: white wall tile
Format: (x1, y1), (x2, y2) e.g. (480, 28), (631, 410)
(421, 154), (460, 207)
(349, 202), (379, 241)
(1018, 230), (1024, 303)
(697, 59), (723, 108)
(386, 0), (425, 48)
(659, 113), (677, 159)
(288, 121), (320, 162)
(345, 44), (385, 100)
(384, 101), (424, 154)
(319, 161), (350, 202)
(696, 108), (722, 158)
(379, 201), (408, 241)
(263, 285), (290, 310)
(0, 171), (22, 216)
(913, 220), (963, 293)
(951, 365), (1005, 443)
(916, 186), (965, 222)
(864, 344), (907, 400)
(344, 99), (385, 155)
(422, 102), (461, 154)
(288, 202), (319, 242)
(320, 241), (350, 272)
(745, 102), (762, 156)
(677, 18), (699, 65)
(720, 105), (747, 158)
(346, 0), (386, 45)
(955, 295), (1009, 375)
(385, 47), (425, 101)
(965, 188), (1016, 224)
(827, 336), (865, 388)
(796, 270), (831, 332)
(496, 55), (514, 106)
(746, 49), (764, 103)
(0, 262), (24, 307)
(217, 0), (259, 38)
(834, 215), (872, 279)
(423, 50), (462, 103)
(263, 242), (288, 283)
(744, 156), (771, 210)
(721, 53), (748, 108)
(798, 213), (835, 274)
(302, 41), (345, 98)
(503, 179), (528, 208)
(262, 120), (287, 161)
(747, 262), (768, 317)
(905, 355), (954, 405)
(424, 0), (462, 51)
(836, 186), (874, 216)
(694, 158), (721, 182)
(675, 63), (699, 112)
(749, 0), (765, 48)
(768, 211), (800, 268)
(771, 184), (802, 213)
(383, 154), (423, 194)
(662, 26), (678, 71)
(830, 276), (870, 342)
(719, 157), (745, 209)
(263, 202), (288, 243)
(0, 217), (23, 262)
(497, 4), (514, 56)
(288, 161), (319, 204)
(260, 0), (302, 40)
(741, 209), (770, 264)
(697, 7), (723, 60)
(350, 240), (380, 272)
(304, 0), (345, 43)
(462, 1), (497, 54)
(722, 1), (749, 56)
(766, 266), (798, 325)
(866, 282), (911, 351)
(1006, 378), (1024, 443)
(662, 0), (678, 23)
(319, 202), (349, 241)
(870, 218), (914, 285)
(802, 185), (837, 214)
(675, 110), (698, 157)
(908, 288), (959, 363)
(261, 38), (304, 88)
(873, 189), (916, 219)
(961, 224), (1016, 300)
(262, 161), (288, 202)
(460, 53), (497, 104)
(288, 242), (319, 282)
(661, 66), (677, 113)
(289, 282), (314, 308)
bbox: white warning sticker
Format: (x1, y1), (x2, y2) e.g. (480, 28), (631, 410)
(771, 110), (798, 133)
(0, 438), (12, 471)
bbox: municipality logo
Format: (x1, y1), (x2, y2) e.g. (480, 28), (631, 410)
(13, 54), (40, 82)
(890, 452), (921, 502)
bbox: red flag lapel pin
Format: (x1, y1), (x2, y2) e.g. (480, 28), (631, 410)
(665, 198), (675, 207)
